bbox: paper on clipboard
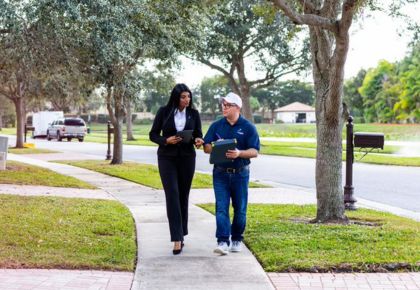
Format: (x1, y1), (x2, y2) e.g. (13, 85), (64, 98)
(209, 138), (237, 164)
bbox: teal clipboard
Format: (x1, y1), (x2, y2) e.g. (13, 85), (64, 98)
(209, 139), (237, 164)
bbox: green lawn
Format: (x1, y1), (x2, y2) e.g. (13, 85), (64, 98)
(86, 122), (420, 141)
(8, 147), (59, 154)
(256, 123), (420, 141)
(0, 194), (136, 270)
(5, 123), (420, 141)
(1, 161), (96, 189)
(4, 123), (420, 166)
(85, 133), (154, 146)
(260, 141), (420, 167)
(0, 128), (16, 135)
(57, 160), (268, 189)
(200, 204), (420, 272)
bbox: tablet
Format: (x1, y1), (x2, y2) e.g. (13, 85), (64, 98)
(176, 129), (194, 143)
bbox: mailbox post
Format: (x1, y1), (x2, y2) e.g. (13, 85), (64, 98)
(106, 121), (114, 160)
(344, 117), (384, 210)
(24, 124), (35, 143)
(344, 117), (356, 210)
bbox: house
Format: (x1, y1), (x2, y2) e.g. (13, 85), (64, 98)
(275, 102), (316, 123)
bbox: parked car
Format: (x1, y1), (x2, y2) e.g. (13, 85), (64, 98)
(47, 118), (87, 142)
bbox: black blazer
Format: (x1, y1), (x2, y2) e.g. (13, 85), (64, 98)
(149, 106), (203, 157)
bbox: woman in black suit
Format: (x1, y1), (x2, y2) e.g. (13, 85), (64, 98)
(149, 83), (204, 255)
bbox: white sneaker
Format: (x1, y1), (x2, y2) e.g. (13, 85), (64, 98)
(230, 241), (242, 252)
(214, 242), (229, 255)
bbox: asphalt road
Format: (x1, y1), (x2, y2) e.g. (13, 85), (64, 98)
(4, 135), (420, 212)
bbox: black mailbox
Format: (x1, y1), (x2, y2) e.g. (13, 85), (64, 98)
(354, 132), (384, 149)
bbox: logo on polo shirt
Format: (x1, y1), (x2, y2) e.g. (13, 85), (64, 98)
(237, 128), (244, 135)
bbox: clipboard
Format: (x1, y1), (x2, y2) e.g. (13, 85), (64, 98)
(209, 139), (237, 164)
(176, 129), (193, 143)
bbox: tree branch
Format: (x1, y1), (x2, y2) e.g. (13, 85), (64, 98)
(321, 0), (341, 18)
(198, 57), (240, 93)
(339, 0), (359, 33)
(106, 85), (117, 125)
(198, 57), (230, 76)
(271, 0), (338, 33)
(324, 1), (360, 123)
(296, 0), (316, 12)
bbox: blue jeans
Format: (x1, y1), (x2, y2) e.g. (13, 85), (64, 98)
(213, 166), (250, 244)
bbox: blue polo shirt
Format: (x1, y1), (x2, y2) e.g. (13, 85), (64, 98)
(204, 115), (260, 168)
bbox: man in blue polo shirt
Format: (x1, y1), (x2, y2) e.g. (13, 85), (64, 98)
(203, 92), (260, 255)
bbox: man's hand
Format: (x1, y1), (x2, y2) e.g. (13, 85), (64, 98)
(226, 148), (241, 159)
(194, 138), (204, 148)
(166, 135), (182, 145)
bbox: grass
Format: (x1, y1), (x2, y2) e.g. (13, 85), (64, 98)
(57, 160), (268, 189)
(87, 122), (420, 141)
(4, 123), (420, 141)
(260, 141), (420, 167)
(85, 133), (155, 146)
(0, 194), (136, 270)
(8, 147), (59, 154)
(256, 123), (420, 141)
(0, 161), (96, 189)
(0, 128), (16, 135)
(4, 123), (419, 166)
(199, 203), (420, 272)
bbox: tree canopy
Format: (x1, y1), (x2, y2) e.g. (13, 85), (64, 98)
(189, 0), (310, 120)
(344, 44), (419, 123)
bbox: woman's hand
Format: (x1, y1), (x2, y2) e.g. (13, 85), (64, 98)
(166, 135), (182, 145)
(194, 138), (204, 148)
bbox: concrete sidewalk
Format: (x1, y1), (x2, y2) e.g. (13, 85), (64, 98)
(7, 153), (273, 290)
(3, 153), (420, 290)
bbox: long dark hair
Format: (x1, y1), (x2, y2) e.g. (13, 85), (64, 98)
(166, 83), (193, 109)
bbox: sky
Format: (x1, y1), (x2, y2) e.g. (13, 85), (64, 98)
(175, 5), (419, 88)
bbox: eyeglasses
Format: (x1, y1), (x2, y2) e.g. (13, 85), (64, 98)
(222, 102), (236, 108)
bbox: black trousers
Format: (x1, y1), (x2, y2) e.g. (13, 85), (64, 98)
(158, 155), (195, 241)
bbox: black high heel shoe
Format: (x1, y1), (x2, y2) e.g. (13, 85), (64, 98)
(173, 242), (182, 255)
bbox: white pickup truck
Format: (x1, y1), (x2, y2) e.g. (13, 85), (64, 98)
(46, 118), (87, 142)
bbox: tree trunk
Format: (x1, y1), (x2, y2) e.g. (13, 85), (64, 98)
(0, 111), (3, 130)
(109, 86), (125, 165)
(271, 108), (275, 123)
(315, 117), (345, 222)
(310, 27), (347, 223)
(125, 99), (135, 141)
(105, 85), (124, 165)
(14, 97), (26, 148)
(240, 88), (253, 121)
(111, 114), (124, 164)
(13, 97), (26, 148)
(261, 107), (266, 123)
(236, 57), (253, 121)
